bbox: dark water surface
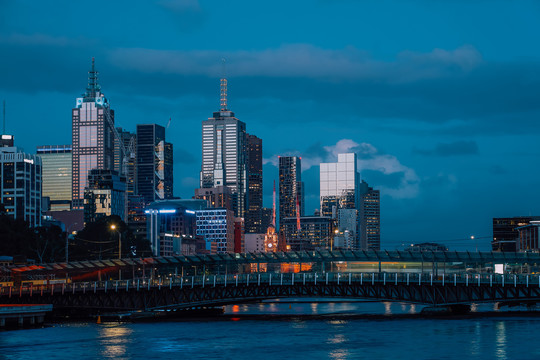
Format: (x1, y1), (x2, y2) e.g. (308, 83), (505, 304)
(1, 302), (539, 360)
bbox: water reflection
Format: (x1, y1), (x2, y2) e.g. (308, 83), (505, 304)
(469, 322), (482, 356)
(495, 321), (507, 359)
(384, 302), (392, 315)
(329, 348), (350, 360)
(99, 324), (132, 359)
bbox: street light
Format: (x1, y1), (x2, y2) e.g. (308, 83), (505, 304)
(471, 235), (477, 252)
(110, 224), (122, 259)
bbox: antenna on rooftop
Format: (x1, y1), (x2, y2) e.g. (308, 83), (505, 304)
(220, 58), (228, 111)
(2, 100), (5, 134)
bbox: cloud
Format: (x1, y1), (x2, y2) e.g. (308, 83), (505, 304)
(108, 44), (482, 82)
(265, 139), (420, 199)
(413, 140), (479, 156)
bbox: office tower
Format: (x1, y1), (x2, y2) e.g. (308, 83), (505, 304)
(320, 153), (359, 218)
(359, 180), (380, 250)
(196, 208), (235, 253)
(194, 186), (233, 211)
(83, 169), (126, 224)
(245, 134), (263, 233)
(200, 78), (247, 217)
(278, 156), (304, 227)
(113, 128), (136, 195)
(72, 58), (115, 209)
(334, 208), (358, 250)
(37, 145), (72, 211)
(261, 207), (273, 231)
(145, 200), (202, 256)
(234, 217), (245, 253)
(517, 221), (540, 251)
(136, 124), (173, 204)
(281, 216), (332, 251)
(0, 143), (42, 227)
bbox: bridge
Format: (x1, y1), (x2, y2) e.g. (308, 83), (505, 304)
(3, 250), (540, 315)
(2, 271), (540, 315)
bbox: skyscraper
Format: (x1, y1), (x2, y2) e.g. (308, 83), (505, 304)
(278, 156), (304, 228)
(37, 145), (72, 211)
(245, 134), (262, 233)
(72, 58), (114, 209)
(320, 153), (359, 217)
(83, 169), (126, 224)
(113, 128), (136, 195)
(200, 78), (247, 217)
(136, 124), (173, 204)
(0, 143), (42, 227)
(359, 180), (380, 250)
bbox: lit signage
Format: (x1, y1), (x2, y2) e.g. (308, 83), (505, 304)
(159, 209), (176, 214)
(185, 210), (195, 214)
(23, 159), (34, 164)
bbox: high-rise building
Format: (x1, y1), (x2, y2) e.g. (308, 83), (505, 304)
(37, 145), (72, 211)
(196, 208), (235, 253)
(113, 128), (136, 195)
(200, 78), (247, 217)
(83, 169), (126, 224)
(245, 134), (263, 233)
(320, 153), (359, 218)
(145, 200), (203, 256)
(72, 58), (115, 209)
(194, 186), (233, 211)
(359, 180), (380, 250)
(0, 144), (42, 227)
(278, 156), (304, 228)
(136, 124), (173, 204)
(281, 216), (332, 251)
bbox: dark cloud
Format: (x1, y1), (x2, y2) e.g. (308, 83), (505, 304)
(361, 170), (404, 189)
(413, 141), (479, 156)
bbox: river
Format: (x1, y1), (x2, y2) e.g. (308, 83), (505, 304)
(1, 301), (539, 360)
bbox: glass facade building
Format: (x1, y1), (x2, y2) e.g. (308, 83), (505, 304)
(359, 180), (380, 250)
(72, 59), (115, 209)
(136, 124), (173, 205)
(245, 134), (263, 233)
(320, 153), (359, 218)
(196, 208), (234, 253)
(37, 145), (72, 211)
(83, 169), (126, 224)
(281, 216), (332, 251)
(278, 156), (304, 228)
(113, 128), (136, 195)
(0, 145), (42, 227)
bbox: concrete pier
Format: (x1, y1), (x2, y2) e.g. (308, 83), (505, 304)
(0, 304), (52, 328)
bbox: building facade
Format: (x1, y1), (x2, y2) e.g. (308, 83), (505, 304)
(0, 145), (42, 227)
(320, 153), (359, 218)
(359, 180), (380, 250)
(36, 145), (72, 211)
(136, 124), (173, 205)
(194, 186), (233, 211)
(492, 217), (539, 252)
(72, 58), (115, 209)
(145, 200), (202, 257)
(200, 79), (247, 218)
(113, 128), (136, 195)
(245, 134), (263, 233)
(281, 216), (332, 251)
(278, 156), (304, 228)
(517, 221), (540, 252)
(83, 169), (126, 224)
(196, 208), (235, 253)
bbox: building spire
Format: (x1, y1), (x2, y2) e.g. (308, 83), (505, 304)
(220, 58), (228, 111)
(272, 180), (276, 228)
(86, 57), (101, 98)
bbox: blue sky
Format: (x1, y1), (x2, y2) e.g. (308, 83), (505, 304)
(2, 0), (540, 250)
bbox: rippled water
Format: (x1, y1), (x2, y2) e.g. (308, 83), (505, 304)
(1, 302), (539, 360)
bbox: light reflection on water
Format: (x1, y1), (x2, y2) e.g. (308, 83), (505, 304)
(99, 324), (132, 359)
(495, 321), (506, 359)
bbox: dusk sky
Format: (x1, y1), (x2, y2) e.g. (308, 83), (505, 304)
(2, 0), (540, 250)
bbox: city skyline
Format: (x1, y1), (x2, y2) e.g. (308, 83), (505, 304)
(2, 1), (540, 249)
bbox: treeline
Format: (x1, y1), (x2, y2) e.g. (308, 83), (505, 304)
(0, 208), (151, 263)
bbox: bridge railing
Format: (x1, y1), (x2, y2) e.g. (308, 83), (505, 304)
(2, 272), (540, 297)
